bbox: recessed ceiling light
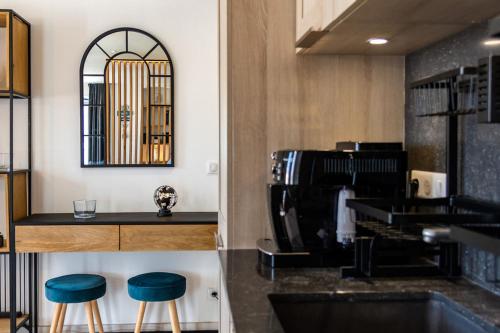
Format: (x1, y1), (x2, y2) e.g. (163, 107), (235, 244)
(367, 38), (388, 45)
(483, 39), (500, 46)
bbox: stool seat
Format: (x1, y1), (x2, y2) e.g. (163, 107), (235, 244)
(128, 272), (186, 302)
(45, 274), (106, 304)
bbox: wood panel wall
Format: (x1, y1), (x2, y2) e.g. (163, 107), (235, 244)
(222, 0), (405, 248)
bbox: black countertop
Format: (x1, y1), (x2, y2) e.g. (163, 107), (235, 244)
(219, 250), (500, 333)
(15, 212), (218, 225)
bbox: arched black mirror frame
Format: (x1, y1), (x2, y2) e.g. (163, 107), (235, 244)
(79, 27), (174, 167)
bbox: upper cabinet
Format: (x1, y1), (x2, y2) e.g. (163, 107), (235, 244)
(0, 10), (29, 97)
(296, 0), (361, 48)
(296, 0), (500, 55)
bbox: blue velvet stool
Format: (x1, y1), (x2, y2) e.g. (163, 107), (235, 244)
(128, 272), (186, 333)
(45, 274), (106, 333)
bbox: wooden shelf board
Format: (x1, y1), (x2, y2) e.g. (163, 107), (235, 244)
(0, 315), (29, 333)
(0, 12), (6, 28)
(302, 0), (500, 55)
(0, 244), (8, 253)
(0, 91), (30, 99)
(0, 170), (29, 175)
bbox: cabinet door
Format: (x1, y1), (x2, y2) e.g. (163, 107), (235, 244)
(16, 225), (120, 252)
(120, 224), (217, 251)
(296, 0), (324, 42)
(322, 0), (358, 30)
(296, 0), (361, 49)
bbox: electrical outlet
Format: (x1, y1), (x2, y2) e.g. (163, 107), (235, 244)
(207, 161), (219, 175)
(208, 288), (219, 301)
(411, 170), (447, 198)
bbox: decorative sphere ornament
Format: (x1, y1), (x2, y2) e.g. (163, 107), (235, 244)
(154, 185), (178, 217)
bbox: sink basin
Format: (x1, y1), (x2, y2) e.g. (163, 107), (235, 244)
(268, 292), (498, 333)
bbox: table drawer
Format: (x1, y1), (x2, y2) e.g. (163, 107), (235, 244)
(120, 225), (217, 251)
(16, 226), (119, 252)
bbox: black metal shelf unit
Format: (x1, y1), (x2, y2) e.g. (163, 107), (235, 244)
(340, 196), (500, 279)
(0, 9), (37, 333)
(409, 67), (478, 118)
(410, 66), (480, 196)
(346, 197), (500, 225)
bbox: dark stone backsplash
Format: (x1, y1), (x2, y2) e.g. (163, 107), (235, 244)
(405, 20), (500, 294)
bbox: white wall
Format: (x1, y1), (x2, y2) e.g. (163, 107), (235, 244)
(0, 0), (219, 329)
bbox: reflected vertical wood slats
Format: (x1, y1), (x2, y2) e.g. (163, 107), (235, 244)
(111, 61), (115, 164)
(155, 62), (161, 163)
(162, 62), (168, 162)
(139, 62), (145, 164)
(123, 61), (128, 164)
(146, 62), (150, 164)
(102, 59), (171, 165)
(105, 65), (110, 164)
(134, 62), (139, 164)
(163, 62), (168, 163)
(128, 61), (133, 163)
(150, 62), (156, 163)
(117, 60), (122, 164)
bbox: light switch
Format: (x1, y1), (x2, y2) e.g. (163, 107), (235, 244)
(207, 161), (218, 174)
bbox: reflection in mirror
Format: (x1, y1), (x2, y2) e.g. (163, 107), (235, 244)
(128, 31), (157, 56)
(80, 28), (174, 167)
(98, 31), (126, 57)
(83, 45), (107, 75)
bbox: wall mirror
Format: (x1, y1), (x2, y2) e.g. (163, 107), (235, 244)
(80, 28), (174, 167)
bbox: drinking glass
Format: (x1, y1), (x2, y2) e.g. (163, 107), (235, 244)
(0, 153), (9, 171)
(73, 200), (96, 219)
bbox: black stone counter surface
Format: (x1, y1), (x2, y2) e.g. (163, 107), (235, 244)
(219, 250), (500, 333)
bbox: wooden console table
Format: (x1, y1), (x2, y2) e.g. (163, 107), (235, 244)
(14, 212), (218, 252)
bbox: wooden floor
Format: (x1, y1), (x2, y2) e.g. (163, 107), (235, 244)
(0, 315), (28, 333)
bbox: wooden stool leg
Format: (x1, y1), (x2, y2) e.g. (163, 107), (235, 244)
(50, 303), (63, 333)
(84, 302), (96, 333)
(91, 300), (104, 333)
(134, 301), (147, 333)
(57, 304), (67, 333)
(167, 300), (181, 333)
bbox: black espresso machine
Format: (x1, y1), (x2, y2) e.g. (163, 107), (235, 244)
(258, 142), (408, 268)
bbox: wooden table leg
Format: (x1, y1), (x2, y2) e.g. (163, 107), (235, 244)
(91, 300), (105, 333)
(168, 300), (181, 333)
(49, 303), (63, 333)
(85, 302), (96, 333)
(57, 304), (67, 333)
(134, 301), (147, 333)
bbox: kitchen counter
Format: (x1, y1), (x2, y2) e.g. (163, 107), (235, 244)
(219, 250), (500, 333)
